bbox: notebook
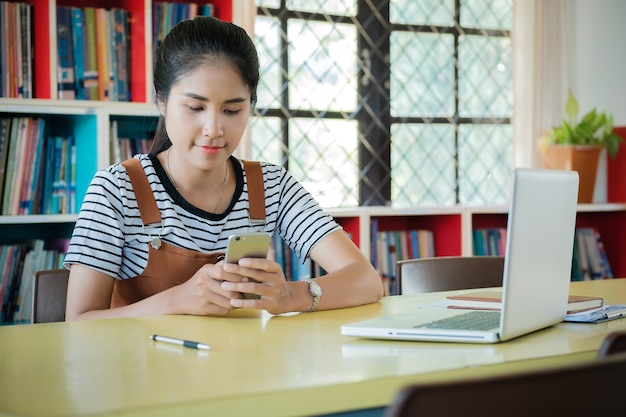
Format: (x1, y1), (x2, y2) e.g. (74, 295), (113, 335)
(342, 168), (580, 343)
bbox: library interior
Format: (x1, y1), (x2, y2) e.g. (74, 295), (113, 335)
(1, 1), (626, 417)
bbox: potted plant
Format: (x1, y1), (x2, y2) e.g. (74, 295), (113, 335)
(538, 92), (623, 203)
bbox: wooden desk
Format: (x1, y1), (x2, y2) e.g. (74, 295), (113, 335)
(2, 279), (626, 417)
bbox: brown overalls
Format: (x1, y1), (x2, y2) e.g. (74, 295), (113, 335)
(110, 158), (266, 307)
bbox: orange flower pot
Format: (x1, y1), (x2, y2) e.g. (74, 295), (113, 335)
(541, 145), (602, 203)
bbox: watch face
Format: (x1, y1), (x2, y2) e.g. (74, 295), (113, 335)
(309, 281), (322, 296)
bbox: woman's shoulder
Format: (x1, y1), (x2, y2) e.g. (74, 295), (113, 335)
(237, 158), (282, 171)
(100, 154), (155, 176)
(236, 158), (288, 182)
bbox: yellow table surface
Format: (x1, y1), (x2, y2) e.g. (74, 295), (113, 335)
(2, 279), (626, 417)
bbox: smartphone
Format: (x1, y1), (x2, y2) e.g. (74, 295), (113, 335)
(224, 232), (272, 300)
(224, 232), (272, 263)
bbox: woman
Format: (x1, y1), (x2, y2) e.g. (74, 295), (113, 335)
(64, 16), (383, 321)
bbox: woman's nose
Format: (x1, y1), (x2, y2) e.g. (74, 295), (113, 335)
(202, 115), (224, 138)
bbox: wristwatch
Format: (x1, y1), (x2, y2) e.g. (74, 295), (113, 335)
(303, 279), (322, 313)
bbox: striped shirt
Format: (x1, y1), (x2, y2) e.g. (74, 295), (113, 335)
(64, 154), (341, 280)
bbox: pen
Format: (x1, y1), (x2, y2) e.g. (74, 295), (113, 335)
(150, 334), (211, 350)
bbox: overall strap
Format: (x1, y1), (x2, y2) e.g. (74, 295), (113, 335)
(122, 157), (265, 225)
(121, 158), (161, 226)
(242, 160), (266, 225)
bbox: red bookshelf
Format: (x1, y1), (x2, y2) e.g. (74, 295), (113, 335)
(335, 216), (361, 248)
(26, 0), (233, 102)
(576, 210), (626, 278)
(373, 213), (462, 257)
(472, 213), (507, 230)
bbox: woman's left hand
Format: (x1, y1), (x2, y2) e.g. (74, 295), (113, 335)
(220, 258), (293, 314)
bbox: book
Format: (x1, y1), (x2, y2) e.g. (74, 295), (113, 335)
(0, 118), (11, 205)
(20, 2), (32, 98)
(1, 117), (20, 214)
(112, 8), (130, 101)
(446, 290), (604, 314)
(83, 7), (99, 100)
(70, 7), (86, 100)
(95, 7), (111, 100)
(56, 6), (76, 99)
(594, 229), (614, 279)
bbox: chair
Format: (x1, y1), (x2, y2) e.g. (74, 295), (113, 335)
(384, 352), (626, 417)
(396, 256), (505, 295)
(31, 269), (70, 324)
(598, 331), (626, 357)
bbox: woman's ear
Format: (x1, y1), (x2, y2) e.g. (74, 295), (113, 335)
(156, 94), (166, 115)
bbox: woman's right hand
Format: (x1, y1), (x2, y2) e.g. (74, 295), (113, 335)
(171, 261), (246, 316)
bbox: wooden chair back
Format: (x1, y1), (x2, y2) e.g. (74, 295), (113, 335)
(384, 352), (626, 417)
(31, 269), (70, 324)
(598, 331), (626, 357)
(396, 256), (505, 295)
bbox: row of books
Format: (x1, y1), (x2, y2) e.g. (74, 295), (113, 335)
(371, 227), (436, 295)
(109, 120), (155, 163)
(1, 239), (68, 324)
(0, 2), (32, 98)
(472, 228), (507, 256)
(152, 2), (215, 74)
(0, 117), (76, 215)
(272, 232), (328, 281)
(573, 227), (613, 281)
(56, 6), (130, 101)
(474, 226), (614, 281)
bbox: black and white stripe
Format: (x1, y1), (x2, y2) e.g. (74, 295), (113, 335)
(64, 154), (340, 280)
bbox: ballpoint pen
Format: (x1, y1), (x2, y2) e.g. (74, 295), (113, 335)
(150, 334), (211, 350)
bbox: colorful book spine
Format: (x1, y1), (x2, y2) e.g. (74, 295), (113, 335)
(19, 3), (32, 98)
(83, 7), (99, 100)
(7, 117), (29, 214)
(0, 118), (11, 206)
(71, 7), (86, 100)
(1, 118), (19, 214)
(594, 229), (614, 279)
(56, 6), (76, 100)
(113, 8), (130, 101)
(41, 136), (55, 214)
(95, 7), (111, 100)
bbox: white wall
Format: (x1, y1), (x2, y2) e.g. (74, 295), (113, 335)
(570, 0), (626, 125)
(570, 0), (626, 202)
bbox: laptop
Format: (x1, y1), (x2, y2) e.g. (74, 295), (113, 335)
(342, 168), (579, 343)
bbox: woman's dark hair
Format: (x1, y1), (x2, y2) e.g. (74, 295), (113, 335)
(151, 16), (260, 152)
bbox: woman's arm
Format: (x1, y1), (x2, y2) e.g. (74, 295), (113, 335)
(65, 264), (241, 321)
(223, 230), (384, 314)
(305, 230), (384, 310)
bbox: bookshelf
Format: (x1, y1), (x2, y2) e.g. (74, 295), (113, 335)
(0, 0), (233, 324)
(330, 203), (626, 280)
(23, 0), (232, 101)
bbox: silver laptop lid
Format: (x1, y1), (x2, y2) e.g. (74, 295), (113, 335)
(499, 168), (579, 341)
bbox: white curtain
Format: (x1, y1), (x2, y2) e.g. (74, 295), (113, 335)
(512, 0), (571, 168)
(232, 0), (257, 160)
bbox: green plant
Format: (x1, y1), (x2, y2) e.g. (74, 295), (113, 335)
(545, 92), (623, 158)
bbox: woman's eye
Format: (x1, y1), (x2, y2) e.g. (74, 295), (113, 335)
(186, 105), (203, 112)
(224, 109), (240, 115)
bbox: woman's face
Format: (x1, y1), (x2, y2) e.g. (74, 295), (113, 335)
(159, 61), (251, 169)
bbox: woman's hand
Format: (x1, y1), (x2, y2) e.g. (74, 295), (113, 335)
(170, 261), (247, 316)
(220, 258), (293, 314)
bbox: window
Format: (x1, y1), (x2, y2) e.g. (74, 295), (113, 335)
(252, 0), (512, 208)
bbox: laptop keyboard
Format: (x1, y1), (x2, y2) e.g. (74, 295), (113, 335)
(419, 311), (501, 331)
